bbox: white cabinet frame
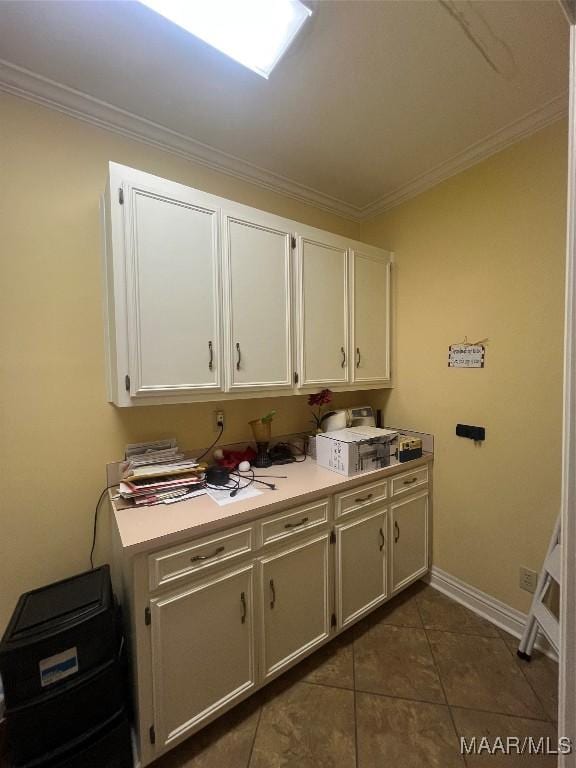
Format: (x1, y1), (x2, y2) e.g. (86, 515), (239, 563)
(221, 209), (295, 392)
(123, 181), (223, 399)
(295, 232), (350, 387)
(349, 248), (392, 384)
(102, 163), (393, 405)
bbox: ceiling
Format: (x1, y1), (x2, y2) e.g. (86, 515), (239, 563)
(0, 0), (569, 219)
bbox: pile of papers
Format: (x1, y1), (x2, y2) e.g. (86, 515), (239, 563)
(119, 439), (206, 506)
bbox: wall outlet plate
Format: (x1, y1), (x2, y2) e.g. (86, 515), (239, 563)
(215, 410), (225, 429)
(519, 566), (538, 594)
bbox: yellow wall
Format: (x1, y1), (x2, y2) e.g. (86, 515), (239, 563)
(361, 119), (568, 613)
(0, 91), (567, 629)
(0, 93), (373, 630)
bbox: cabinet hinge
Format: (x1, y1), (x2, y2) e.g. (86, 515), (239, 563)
(145, 607), (151, 626)
(330, 530), (336, 544)
(291, 235), (296, 249)
(125, 374), (130, 392)
(118, 187), (124, 205)
(294, 371), (299, 384)
(331, 613), (337, 629)
(149, 725), (156, 745)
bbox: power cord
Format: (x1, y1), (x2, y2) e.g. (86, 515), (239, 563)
(196, 424), (224, 463)
(204, 469), (256, 497)
(90, 484), (117, 569)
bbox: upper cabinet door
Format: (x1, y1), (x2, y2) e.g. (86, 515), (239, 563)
(351, 248), (392, 384)
(124, 180), (221, 397)
(297, 235), (349, 386)
(223, 213), (293, 390)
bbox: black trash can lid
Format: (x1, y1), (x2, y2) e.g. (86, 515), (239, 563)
(1, 566), (112, 645)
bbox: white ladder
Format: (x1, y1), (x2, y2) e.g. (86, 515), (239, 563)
(517, 516), (561, 661)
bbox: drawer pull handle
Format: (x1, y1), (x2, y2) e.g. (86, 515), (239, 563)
(208, 340), (213, 371)
(355, 493), (373, 503)
(240, 592), (247, 624)
(356, 347), (361, 368)
(284, 516), (309, 529)
(190, 545), (225, 563)
(236, 342), (241, 370)
(403, 478), (418, 485)
(269, 579), (276, 609)
(379, 527), (385, 551)
(341, 346), (346, 368)
(394, 521), (400, 543)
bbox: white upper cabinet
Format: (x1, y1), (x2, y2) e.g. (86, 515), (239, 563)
(102, 163), (393, 406)
(350, 247), (392, 384)
(297, 233), (349, 386)
(103, 164), (222, 405)
(125, 185), (220, 397)
(222, 211), (293, 390)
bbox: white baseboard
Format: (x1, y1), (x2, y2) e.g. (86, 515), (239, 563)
(423, 566), (558, 662)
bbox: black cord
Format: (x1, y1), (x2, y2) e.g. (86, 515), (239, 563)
(229, 470), (256, 497)
(90, 485), (117, 569)
(196, 425), (224, 463)
(205, 470), (256, 498)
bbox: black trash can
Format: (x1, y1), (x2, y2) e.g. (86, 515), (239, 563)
(0, 567), (132, 767)
(0, 566), (118, 707)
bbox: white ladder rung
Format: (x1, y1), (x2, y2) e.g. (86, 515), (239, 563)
(545, 543), (561, 584)
(533, 602), (559, 650)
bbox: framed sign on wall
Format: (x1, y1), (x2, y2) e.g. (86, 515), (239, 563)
(448, 342), (486, 368)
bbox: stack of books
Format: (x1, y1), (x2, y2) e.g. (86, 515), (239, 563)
(119, 439), (206, 506)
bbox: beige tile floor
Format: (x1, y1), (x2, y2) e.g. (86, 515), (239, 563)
(156, 582), (560, 768)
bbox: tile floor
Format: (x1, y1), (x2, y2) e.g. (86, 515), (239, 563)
(156, 582), (559, 767)
(0, 582), (558, 768)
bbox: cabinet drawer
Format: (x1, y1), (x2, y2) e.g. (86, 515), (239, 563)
(149, 526), (253, 590)
(335, 479), (388, 519)
(259, 500), (329, 547)
(391, 466), (428, 497)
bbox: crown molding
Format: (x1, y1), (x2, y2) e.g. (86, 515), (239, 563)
(0, 58), (568, 223)
(360, 92), (569, 219)
(0, 59), (362, 221)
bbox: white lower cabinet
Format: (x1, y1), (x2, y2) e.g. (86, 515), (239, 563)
(391, 491), (429, 593)
(335, 507), (388, 629)
(149, 564), (256, 749)
(259, 533), (331, 680)
(128, 464), (431, 765)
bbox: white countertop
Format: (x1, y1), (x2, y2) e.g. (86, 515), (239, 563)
(111, 454), (433, 556)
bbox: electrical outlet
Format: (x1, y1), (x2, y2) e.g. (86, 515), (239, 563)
(215, 410), (225, 430)
(519, 566), (538, 594)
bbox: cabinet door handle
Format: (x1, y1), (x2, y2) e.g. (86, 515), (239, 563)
(341, 346), (346, 368)
(284, 516), (309, 529)
(394, 521), (400, 543)
(355, 493), (373, 503)
(356, 347), (361, 368)
(208, 340), (213, 371)
(236, 342), (241, 370)
(379, 528), (385, 551)
(240, 592), (247, 624)
(403, 478), (418, 485)
(269, 578), (276, 609)
(190, 545), (225, 563)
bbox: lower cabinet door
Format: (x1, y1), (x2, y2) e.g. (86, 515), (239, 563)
(150, 564), (256, 749)
(260, 533), (330, 680)
(335, 507), (388, 629)
(391, 491), (429, 593)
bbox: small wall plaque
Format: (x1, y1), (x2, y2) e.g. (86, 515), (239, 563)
(448, 344), (485, 368)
